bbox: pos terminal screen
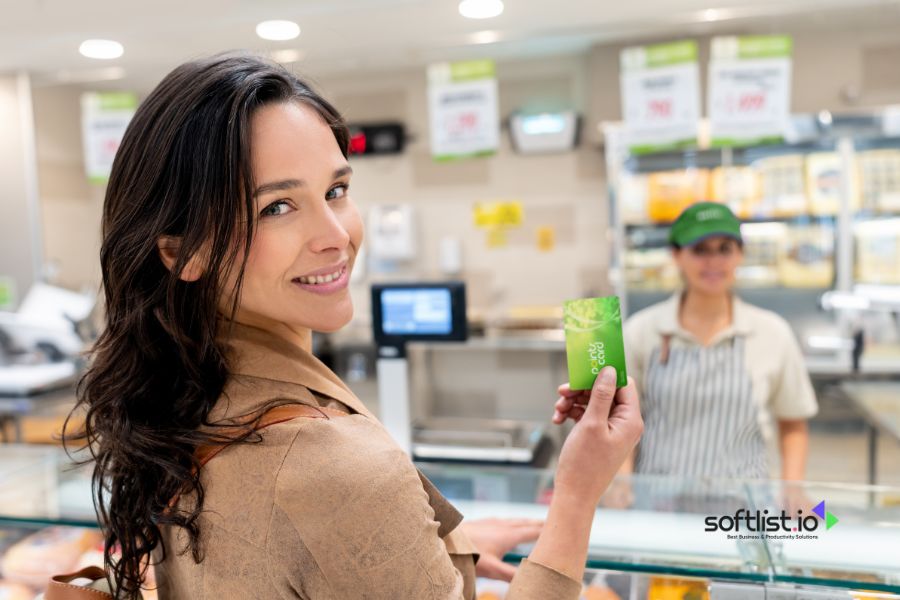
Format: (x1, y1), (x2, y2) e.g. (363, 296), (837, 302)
(381, 288), (452, 335)
(371, 282), (467, 346)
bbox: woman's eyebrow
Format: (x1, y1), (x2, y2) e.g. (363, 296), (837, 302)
(254, 179), (304, 197)
(253, 167), (352, 198)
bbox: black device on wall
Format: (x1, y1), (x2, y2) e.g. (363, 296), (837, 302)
(371, 282), (467, 350)
(348, 123), (406, 156)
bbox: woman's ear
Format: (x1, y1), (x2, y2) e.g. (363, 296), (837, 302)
(157, 236), (206, 282)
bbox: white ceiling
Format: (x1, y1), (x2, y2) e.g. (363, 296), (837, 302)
(3, 0), (900, 89)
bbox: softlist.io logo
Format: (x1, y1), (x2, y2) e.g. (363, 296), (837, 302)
(704, 500), (838, 540)
(812, 500), (840, 530)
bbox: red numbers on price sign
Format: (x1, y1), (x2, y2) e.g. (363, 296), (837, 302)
(647, 99), (673, 119)
(739, 93), (765, 112)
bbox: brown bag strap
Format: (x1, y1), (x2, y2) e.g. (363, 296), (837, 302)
(49, 403), (348, 599)
(195, 403), (348, 467)
(45, 566), (114, 600)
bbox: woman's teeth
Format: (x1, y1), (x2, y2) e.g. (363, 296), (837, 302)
(296, 268), (342, 285)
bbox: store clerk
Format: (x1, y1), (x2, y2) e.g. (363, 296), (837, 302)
(620, 203), (818, 486)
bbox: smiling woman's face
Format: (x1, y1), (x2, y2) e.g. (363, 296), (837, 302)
(222, 101), (363, 338)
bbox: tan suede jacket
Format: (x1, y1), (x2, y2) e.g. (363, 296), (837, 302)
(153, 322), (582, 599)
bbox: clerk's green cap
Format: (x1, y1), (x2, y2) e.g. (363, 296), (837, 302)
(669, 202), (743, 247)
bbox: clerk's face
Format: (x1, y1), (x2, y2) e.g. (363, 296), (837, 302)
(220, 101), (364, 333)
(673, 236), (743, 296)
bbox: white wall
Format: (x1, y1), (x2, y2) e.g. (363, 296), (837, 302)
(28, 22), (900, 322)
(0, 73), (40, 309)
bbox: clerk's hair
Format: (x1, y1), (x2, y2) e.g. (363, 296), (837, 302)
(66, 53), (348, 599)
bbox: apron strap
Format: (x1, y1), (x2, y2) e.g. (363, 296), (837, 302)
(659, 334), (672, 365)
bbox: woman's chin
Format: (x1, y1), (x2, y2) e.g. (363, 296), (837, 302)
(309, 307), (354, 333)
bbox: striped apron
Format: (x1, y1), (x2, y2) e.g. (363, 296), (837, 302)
(635, 335), (768, 479)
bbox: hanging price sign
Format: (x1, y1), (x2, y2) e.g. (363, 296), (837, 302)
(427, 59), (499, 160)
(708, 36), (793, 147)
(620, 40), (701, 155)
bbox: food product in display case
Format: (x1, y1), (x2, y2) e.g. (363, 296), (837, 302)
(647, 576), (710, 600)
(710, 166), (760, 219)
(620, 172), (650, 224)
(753, 154), (808, 217)
(806, 152), (861, 215)
(0, 580), (34, 600)
(738, 222), (785, 287)
(473, 579), (621, 600)
(625, 248), (680, 291)
(857, 149), (900, 212)
(647, 169), (710, 223)
(0, 526), (102, 589)
(777, 224), (835, 288)
(855, 218), (900, 285)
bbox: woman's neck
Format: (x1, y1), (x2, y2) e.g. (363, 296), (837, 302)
(226, 310), (313, 352)
(678, 289), (733, 346)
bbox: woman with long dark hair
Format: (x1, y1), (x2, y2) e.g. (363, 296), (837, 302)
(68, 53), (643, 599)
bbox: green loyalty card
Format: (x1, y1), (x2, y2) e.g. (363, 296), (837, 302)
(563, 296), (627, 390)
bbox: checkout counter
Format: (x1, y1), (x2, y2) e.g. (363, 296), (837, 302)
(0, 444), (897, 599)
(0, 282), (899, 598)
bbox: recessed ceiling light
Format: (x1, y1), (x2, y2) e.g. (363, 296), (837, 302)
(78, 39), (124, 60)
(459, 0), (504, 19)
(55, 66), (126, 83)
(469, 30), (502, 44)
(270, 49), (306, 64)
(256, 20), (301, 41)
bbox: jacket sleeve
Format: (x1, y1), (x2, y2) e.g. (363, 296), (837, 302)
(268, 414), (582, 599)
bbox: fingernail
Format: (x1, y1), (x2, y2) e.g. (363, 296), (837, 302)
(601, 366), (616, 383)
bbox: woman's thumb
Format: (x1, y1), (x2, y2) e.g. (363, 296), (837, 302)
(584, 366), (617, 422)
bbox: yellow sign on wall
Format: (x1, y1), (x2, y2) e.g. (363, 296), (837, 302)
(536, 226), (555, 252)
(473, 201), (524, 228)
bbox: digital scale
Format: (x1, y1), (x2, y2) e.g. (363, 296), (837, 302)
(371, 282), (546, 463)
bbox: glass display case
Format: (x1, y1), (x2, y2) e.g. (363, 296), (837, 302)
(0, 445), (898, 599)
(603, 111), (900, 375)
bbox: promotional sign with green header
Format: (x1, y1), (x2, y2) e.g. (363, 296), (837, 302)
(708, 35), (793, 148)
(0, 276), (16, 310)
(619, 40), (701, 155)
(81, 91), (138, 183)
(427, 59), (499, 161)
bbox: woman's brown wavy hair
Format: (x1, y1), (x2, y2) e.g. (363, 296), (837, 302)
(65, 52), (348, 598)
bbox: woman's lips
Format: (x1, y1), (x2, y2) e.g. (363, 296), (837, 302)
(291, 265), (350, 295)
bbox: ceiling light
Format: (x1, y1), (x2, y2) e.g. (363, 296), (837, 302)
(270, 49), (305, 64)
(256, 20), (301, 41)
(459, 0), (504, 20)
(55, 67), (126, 83)
(702, 8), (720, 22)
(469, 30), (502, 44)
(78, 39), (124, 60)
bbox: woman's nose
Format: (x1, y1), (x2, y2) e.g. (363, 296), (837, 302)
(306, 201), (351, 253)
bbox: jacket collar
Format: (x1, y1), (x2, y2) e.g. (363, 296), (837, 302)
(656, 291), (753, 342)
(216, 320), (465, 537)
(217, 319), (374, 419)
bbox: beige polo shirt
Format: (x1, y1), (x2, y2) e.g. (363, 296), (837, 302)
(624, 293), (818, 444)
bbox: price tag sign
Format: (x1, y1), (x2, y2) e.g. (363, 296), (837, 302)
(708, 36), (793, 147)
(620, 40), (700, 155)
(428, 60), (499, 160)
(81, 92), (137, 183)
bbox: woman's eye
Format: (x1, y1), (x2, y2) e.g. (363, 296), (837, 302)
(326, 184), (349, 201)
(260, 200), (291, 217)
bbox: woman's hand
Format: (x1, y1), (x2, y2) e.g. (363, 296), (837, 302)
(459, 518), (544, 581)
(552, 368), (643, 507)
(526, 367), (643, 582)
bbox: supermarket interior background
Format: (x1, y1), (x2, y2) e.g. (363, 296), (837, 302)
(1, 0), (900, 598)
